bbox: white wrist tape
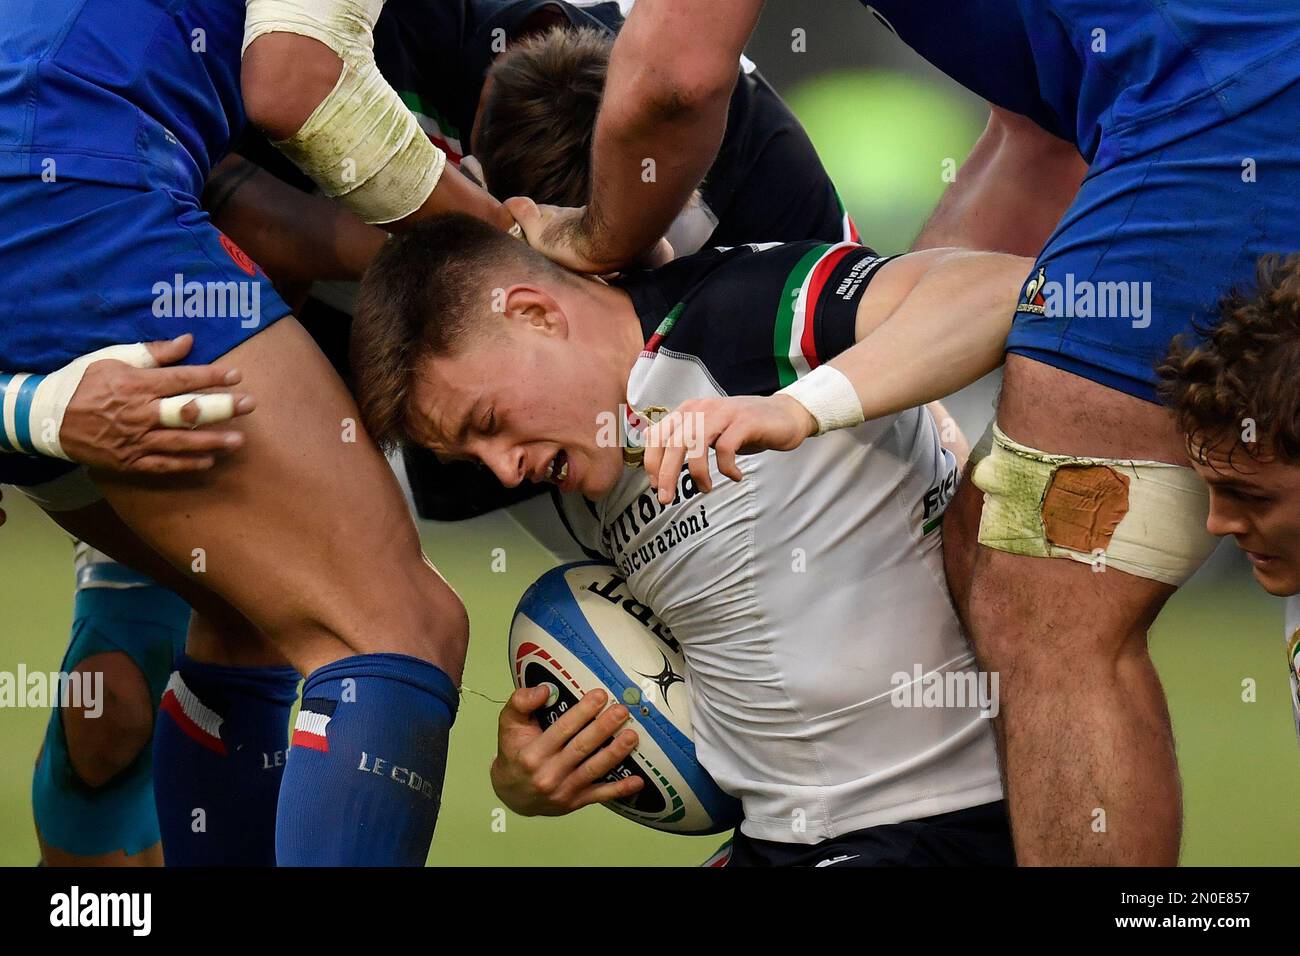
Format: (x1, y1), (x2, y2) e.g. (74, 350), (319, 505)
(244, 0), (446, 225)
(1, 343), (233, 460)
(777, 364), (864, 436)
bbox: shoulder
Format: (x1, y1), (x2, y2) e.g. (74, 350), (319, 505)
(634, 241), (891, 398)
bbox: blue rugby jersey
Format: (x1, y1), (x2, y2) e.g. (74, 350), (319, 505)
(0, 0), (248, 194)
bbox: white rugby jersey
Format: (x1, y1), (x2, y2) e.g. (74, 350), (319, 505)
(558, 242), (1002, 843)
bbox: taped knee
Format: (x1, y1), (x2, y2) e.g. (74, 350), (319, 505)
(970, 422), (1217, 586)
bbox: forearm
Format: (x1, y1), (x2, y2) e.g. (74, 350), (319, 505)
(397, 162), (514, 231)
(580, 0), (763, 270)
(830, 251), (1030, 420)
(241, 8), (510, 232)
(204, 155), (387, 286)
(911, 106), (1086, 255)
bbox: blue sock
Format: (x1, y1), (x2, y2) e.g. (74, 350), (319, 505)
(154, 654), (300, 866)
(275, 653), (458, 866)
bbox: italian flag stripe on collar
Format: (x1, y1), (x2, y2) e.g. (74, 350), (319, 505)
(399, 91), (464, 165)
(775, 242), (860, 386)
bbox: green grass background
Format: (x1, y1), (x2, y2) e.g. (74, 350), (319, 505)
(1, 489), (1296, 866)
(1, 66), (1296, 866)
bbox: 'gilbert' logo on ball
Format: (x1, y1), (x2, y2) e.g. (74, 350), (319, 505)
(219, 232), (259, 277)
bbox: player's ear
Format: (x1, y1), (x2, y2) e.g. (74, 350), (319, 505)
(502, 284), (568, 338)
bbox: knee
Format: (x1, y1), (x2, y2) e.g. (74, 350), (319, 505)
(408, 568), (470, 682)
(62, 652), (155, 789)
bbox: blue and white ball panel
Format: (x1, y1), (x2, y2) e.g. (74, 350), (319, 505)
(509, 561), (741, 835)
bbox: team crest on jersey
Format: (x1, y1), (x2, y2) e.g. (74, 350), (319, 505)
(622, 404), (669, 467)
(1016, 266), (1048, 316)
(219, 232), (258, 277)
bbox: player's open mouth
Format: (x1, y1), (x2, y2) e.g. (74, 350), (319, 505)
(1245, 549), (1277, 568)
(545, 450), (569, 485)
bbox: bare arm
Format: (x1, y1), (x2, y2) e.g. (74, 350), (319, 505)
(641, 249), (1030, 499)
(830, 249), (1031, 421)
(241, 32), (515, 232)
(911, 106), (1086, 255)
(515, 0), (766, 272)
(203, 154), (387, 287)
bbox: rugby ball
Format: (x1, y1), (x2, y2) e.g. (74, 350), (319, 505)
(509, 561), (742, 835)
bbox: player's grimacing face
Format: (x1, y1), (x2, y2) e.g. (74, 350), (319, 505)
(409, 329), (627, 500)
(1191, 441), (1300, 596)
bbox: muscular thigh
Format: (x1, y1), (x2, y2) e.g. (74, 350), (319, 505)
(87, 318), (463, 677)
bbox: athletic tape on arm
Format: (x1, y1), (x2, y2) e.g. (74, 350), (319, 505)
(970, 422), (1217, 586)
(0, 345), (231, 460)
(243, 0), (446, 225)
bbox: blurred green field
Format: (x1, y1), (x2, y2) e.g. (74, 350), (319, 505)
(0, 488), (1296, 866)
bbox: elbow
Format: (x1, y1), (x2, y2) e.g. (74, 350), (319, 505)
(241, 33), (343, 141)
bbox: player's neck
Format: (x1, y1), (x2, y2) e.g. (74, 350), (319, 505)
(578, 279), (645, 378)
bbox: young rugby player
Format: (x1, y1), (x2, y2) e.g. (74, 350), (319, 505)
(348, 214), (1030, 865)
(514, 0), (1300, 865)
(1156, 254), (1300, 743)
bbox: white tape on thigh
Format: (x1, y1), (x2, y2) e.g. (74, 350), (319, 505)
(157, 393), (236, 428)
(2, 343), (158, 460)
(970, 422), (1217, 586)
(244, 0), (445, 224)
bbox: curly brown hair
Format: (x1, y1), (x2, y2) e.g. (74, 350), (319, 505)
(1156, 253), (1300, 465)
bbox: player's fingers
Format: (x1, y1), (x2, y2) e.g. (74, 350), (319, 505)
(714, 425), (745, 483)
(655, 439), (687, 504)
(151, 392), (252, 430)
(499, 685), (551, 732)
(559, 703), (632, 773)
(142, 363), (245, 400)
(574, 726), (639, 786)
(531, 687), (609, 757)
(687, 433), (713, 493)
(571, 770), (645, 810)
(125, 453), (219, 475)
(142, 333), (194, 367)
(642, 433), (664, 493)
(137, 427), (246, 455)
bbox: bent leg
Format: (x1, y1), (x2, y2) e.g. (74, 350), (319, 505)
(88, 318), (468, 864)
(946, 355), (1194, 865)
(88, 318), (468, 679)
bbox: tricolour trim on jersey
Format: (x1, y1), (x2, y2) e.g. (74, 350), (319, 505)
(399, 91), (464, 166)
(160, 673), (228, 756)
(774, 242), (861, 386)
(644, 302), (685, 355)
